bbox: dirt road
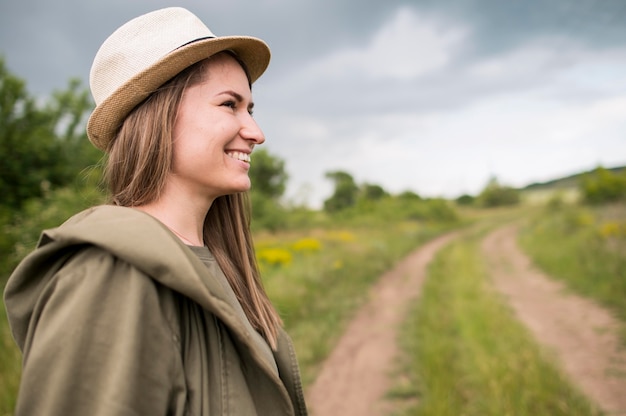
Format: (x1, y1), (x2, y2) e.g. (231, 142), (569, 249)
(307, 223), (626, 415)
(482, 224), (626, 415)
(306, 232), (459, 416)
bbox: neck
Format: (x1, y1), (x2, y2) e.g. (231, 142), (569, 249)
(135, 197), (211, 247)
(168, 226), (201, 246)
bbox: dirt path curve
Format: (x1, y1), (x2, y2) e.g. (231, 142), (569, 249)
(482, 224), (626, 415)
(306, 231), (459, 416)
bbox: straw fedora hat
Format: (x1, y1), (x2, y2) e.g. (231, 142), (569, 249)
(87, 7), (271, 151)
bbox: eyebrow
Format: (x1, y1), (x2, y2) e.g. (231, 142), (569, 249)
(218, 90), (254, 110)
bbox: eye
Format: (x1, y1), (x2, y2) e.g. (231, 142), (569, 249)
(221, 100), (237, 110)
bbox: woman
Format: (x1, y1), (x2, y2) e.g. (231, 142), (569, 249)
(4, 7), (307, 415)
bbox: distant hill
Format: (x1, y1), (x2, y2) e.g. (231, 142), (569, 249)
(522, 165), (626, 191)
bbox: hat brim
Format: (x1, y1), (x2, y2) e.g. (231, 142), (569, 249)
(87, 36), (270, 151)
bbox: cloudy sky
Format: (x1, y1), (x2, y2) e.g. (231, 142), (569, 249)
(1, 0), (625, 207)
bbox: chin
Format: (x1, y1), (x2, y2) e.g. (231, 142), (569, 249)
(226, 181), (252, 195)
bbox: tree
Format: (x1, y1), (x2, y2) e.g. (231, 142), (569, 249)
(361, 183), (388, 201)
(477, 177), (520, 207)
(248, 148), (289, 231)
(456, 194), (475, 206)
(580, 166), (626, 204)
(324, 170), (359, 212)
(0, 57), (97, 209)
(398, 190), (422, 201)
(249, 148), (288, 200)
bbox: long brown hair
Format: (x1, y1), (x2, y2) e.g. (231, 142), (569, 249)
(104, 53), (283, 349)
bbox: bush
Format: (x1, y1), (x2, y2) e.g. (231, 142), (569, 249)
(478, 178), (520, 207)
(456, 194), (475, 206)
(580, 167), (626, 205)
(249, 191), (289, 232)
(1, 177), (104, 280)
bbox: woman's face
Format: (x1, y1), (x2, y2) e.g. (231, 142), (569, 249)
(170, 54), (265, 202)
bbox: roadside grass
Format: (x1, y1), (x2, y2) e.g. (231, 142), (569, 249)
(519, 202), (626, 340)
(0, 304), (19, 416)
(390, 232), (602, 416)
(259, 221), (454, 387)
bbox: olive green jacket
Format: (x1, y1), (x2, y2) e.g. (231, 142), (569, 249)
(4, 205), (308, 415)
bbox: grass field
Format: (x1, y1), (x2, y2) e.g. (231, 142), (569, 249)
(519, 202), (626, 341)
(391, 227), (603, 415)
(259, 221), (454, 386)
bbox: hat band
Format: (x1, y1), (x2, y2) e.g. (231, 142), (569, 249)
(177, 36), (216, 50)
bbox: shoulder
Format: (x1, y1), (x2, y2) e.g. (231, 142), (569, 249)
(52, 245), (159, 303)
(52, 205), (166, 237)
(41, 205), (195, 281)
(46, 244), (183, 340)
(60, 243), (137, 278)
(63, 205), (152, 226)
(57, 244), (177, 305)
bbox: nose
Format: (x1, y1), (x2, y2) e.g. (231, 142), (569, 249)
(240, 113), (265, 145)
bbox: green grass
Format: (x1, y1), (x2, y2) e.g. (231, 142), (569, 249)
(391, 231), (602, 416)
(260, 221), (454, 387)
(0, 300), (19, 416)
(519, 203), (626, 334)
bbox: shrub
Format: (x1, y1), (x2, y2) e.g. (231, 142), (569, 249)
(456, 194), (475, 206)
(478, 178), (520, 207)
(580, 167), (626, 204)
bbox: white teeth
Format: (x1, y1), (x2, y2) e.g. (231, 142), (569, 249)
(226, 151), (251, 163)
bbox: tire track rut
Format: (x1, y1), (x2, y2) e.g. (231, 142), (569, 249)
(482, 224), (626, 415)
(306, 232), (459, 416)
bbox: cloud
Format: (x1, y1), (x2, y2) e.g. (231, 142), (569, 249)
(261, 7), (470, 121)
(300, 7), (466, 81)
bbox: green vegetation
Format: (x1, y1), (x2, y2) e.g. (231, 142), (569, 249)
(249, 147), (292, 232)
(0, 57), (101, 210)
(323, 170), (361, 212)
(259, 221), (454, 386)
(476, 177), (521, 207)
(579, 167), (626, 204)
(519, 202), (626, 336)
(391, 228), (602, 416)
(321, 170), (458, 223)
(455, 193), (475, 206)
(0, 57), (102, 275)
(0, 304), (19, 416)
(524, 166), (625, 193)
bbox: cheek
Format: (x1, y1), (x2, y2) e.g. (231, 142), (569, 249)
(172, 127), (231, 174)
(173, 136), (213, 170)
(173, 118), (208, 157)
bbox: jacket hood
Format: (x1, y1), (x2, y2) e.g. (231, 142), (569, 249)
(5, 205), (259, 357)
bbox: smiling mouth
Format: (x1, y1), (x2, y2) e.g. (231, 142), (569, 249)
(226, 151), (251, 163)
